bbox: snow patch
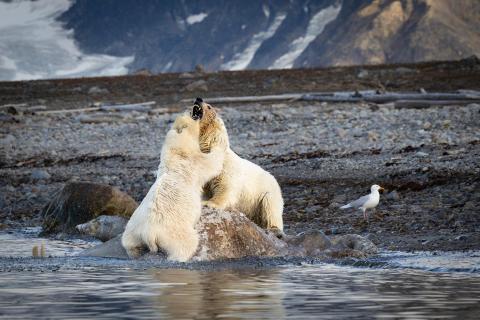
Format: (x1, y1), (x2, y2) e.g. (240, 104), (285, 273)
(186, 12), (208, 25)
(221, 13), (286, 71)
(0, 0), (134, 81)
(270, 5), (341, 69)
(162, 61), (173, 72)
(262, 5), (270, 18)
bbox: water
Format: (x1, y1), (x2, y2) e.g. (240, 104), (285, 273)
(1, 265), (479, 319)
(0, 230), (479, 319)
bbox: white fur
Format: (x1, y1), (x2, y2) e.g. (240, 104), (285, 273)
(201, 115), (284, 233)
(122, 113), (225, 262)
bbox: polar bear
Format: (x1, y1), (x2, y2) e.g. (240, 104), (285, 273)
(121, 112), (225, 261)
(192, 98), (284, 236)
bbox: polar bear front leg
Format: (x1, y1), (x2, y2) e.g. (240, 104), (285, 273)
(159, 226), (200, 262)
(121, 232), (145, 258)
(202, 181), (234, 210)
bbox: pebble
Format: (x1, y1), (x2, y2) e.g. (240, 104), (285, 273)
(357, 69), (369, 79)
(88, 86), (109, 95)
(423, 122), (432, 130)
(385, 190), (400, 201)
(415, 151), (429, 157)
(31, 169), (51, 181)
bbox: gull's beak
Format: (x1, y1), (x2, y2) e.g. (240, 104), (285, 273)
(379, 187), (385, 193)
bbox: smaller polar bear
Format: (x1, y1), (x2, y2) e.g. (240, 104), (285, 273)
(121, 112), (225, 261)
(193, 98), (285, 236)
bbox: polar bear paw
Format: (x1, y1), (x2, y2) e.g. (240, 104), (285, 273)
(202, 200), (221, 209)
(267, 227), (286, 239)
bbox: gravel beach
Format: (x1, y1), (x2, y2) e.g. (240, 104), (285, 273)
(1, 60), (479, 251)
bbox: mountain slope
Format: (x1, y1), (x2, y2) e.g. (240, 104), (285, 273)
(1, 0), (479, 80)
(295, 0), (480, 67)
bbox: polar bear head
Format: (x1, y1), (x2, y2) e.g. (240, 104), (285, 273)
(190, 98), (230, 153)
(162, 112), (202, 159)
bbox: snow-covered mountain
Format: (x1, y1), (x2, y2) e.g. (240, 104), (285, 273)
(0, 0), (133, 80)
(1, 0), (479, 81)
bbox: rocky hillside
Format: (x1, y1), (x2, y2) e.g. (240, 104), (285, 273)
(296, 0), (480, 67)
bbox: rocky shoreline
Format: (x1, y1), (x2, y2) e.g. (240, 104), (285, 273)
(1, 60), (479, 252)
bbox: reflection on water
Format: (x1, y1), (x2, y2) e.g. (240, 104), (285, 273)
(0, 229), (99, 258)
(0, 265), (479, 319)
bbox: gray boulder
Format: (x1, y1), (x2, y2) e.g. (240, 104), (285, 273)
(76, 215), (128, 242)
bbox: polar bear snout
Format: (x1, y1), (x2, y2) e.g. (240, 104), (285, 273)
(191, 103), (203, 120)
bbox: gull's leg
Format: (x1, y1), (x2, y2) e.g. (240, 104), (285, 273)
(363, 208), (368, 221)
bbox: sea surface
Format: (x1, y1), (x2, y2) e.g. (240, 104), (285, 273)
(0, 229), (479, 319)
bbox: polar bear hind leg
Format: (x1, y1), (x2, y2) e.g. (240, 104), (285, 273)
(258, 191), (285, 237)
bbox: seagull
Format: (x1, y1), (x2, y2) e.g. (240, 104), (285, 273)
(340, 185), (385, 220)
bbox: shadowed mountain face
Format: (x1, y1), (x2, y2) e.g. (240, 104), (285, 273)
(59, 0), (480, 73)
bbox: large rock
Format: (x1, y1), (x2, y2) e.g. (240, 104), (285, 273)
(328, 234), (378, 258)
(194, 208), (288, 260)
(285, 230), (332, 256)
(41, 182), (138, 235)
(81, 208), (288, 260)
(81, 208), (377, 261)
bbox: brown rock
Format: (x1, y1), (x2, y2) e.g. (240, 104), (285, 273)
(194, 208), (287, 261)
(41, 182), (137, 235)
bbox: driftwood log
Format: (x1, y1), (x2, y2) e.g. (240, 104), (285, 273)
(183, 90), (480, 106)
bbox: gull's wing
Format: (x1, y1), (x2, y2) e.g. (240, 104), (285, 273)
(347, 194), (370, 208)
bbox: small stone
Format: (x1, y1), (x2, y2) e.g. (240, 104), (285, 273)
(336, 128), (347, 138)
(368, 131), (378, 141)
(351, 128), (364, 137)
(357, 69), (369, 79)
(455, 235), (467, 241)
(423, 122), (432, 130)
(415, 151), (429, 157)
(385, 190), (400, 201)
(88, 86), (109, 95)
(31, 169), (51, 180)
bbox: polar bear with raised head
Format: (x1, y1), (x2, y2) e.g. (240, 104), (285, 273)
(193, 98), (285, 236)
(121, 112), (225, 261)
